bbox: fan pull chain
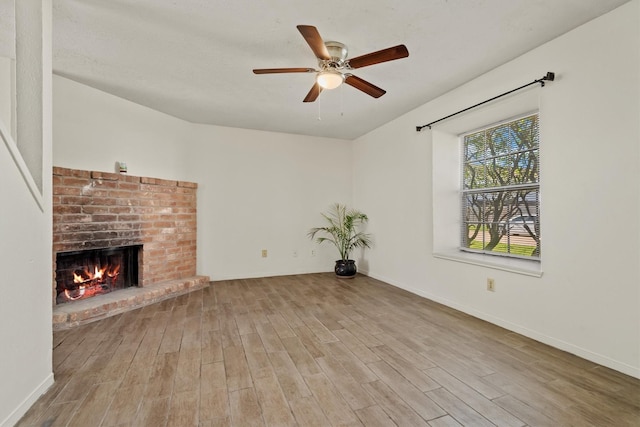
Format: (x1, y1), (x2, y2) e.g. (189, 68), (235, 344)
(317, 96), (322, 121)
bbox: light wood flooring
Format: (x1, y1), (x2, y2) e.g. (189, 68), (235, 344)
(17, 273), (640, 426)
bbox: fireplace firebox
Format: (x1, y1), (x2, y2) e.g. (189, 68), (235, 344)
(55, 245), (141, 304)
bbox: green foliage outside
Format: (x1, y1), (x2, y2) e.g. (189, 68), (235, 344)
(468, 239), (537, 257)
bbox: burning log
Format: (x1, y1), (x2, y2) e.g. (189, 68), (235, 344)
(58, 265), (121, 303)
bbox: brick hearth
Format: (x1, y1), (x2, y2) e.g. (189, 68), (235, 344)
(52, 276), (209, 330)
(52, 167), (209, 328)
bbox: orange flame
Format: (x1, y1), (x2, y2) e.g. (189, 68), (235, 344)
(108, 264), (121, 278)
(93, 265), (105, 280)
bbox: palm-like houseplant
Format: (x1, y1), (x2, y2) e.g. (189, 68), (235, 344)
(308, 203), (372, 278)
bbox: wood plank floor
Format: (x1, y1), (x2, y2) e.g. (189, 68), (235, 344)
(17, 273), (640, 426)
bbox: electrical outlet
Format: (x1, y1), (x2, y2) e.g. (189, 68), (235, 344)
(311, 249), (316, 257)
(487, 278), (495, 292)
(261, 249), (268, 258)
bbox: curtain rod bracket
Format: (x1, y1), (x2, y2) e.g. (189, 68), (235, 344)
(536, 71), (555, 87)
(416, 71), (555, 132)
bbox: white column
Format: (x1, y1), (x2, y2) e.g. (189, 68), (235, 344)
(15, 0), (52, 194)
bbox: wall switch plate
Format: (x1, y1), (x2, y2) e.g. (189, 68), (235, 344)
(487, 278), (495, 291)
(261, 249), (267, 258)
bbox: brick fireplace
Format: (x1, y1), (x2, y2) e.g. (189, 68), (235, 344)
(52, 167), (209, 328)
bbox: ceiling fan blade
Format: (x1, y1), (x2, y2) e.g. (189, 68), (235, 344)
(303, 82), (322, 102)
(297, 25), (331, 60)
(348, 44), (409, 69)
(344, 74), (386, 98)
(253, 68), (315, 74)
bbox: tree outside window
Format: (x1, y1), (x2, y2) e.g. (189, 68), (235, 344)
(462, 113), (540, 258)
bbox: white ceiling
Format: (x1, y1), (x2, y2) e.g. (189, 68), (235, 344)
(0, 0), (630, 139)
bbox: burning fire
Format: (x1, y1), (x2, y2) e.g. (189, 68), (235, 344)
(63, 263), (121, 301)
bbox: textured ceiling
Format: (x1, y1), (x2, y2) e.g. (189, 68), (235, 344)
(0, 0), (630, 139)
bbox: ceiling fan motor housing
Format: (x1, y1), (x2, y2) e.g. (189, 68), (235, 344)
(322, 41), (348, 69)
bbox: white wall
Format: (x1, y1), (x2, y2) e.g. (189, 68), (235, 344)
(0, 56), (15, 136)
(0, 137), (53, 427)
(53, 76), (192, 180)
(186, 124), (352, 279)
(53, 76), (353, 281)
(0, 1), (53, 425)
(353, 0), (640, 378)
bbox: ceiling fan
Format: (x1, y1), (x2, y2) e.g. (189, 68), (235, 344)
(253, 25), (409, 102)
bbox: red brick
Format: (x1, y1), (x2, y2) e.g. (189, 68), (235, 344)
(146, 249), (166, 258)
(107, 206), (134, 214)
(80, 188), (110, 198)
(140, 176), (177, 187)
(53, 186), (82, 196)
(139, 199), (160, 207)
(115, 198), (140, 207)
(83, 196), (117, 206)
(60, 213), (93, 223)
(108, 190), (134, 199)
(152, 221), (175, 228)
(81, 205), (111, 215)
(140, 184), (178, 194)
(91, 171), (120, 181)
(54, 205), (82, 215)
(92, 214), (118, 223)
(107, 223), (141, 231)
(62, 177), (92, 187)
(93, 180), (119, 189)
(53, 167), (90, 178)
(117, 182), (140, 191)
(59, 222), (104, 232)
(120, 174), (141, 184)
(177, 181), (197, 189)
(60, 232), (95, 242)
(118, 214), (140, 222)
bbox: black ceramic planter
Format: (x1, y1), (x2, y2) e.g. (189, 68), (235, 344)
(334, 259), (357, 278)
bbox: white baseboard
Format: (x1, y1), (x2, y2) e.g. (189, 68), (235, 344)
(1, 373), (54, 427)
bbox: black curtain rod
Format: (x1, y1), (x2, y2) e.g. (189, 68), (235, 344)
(416, 72), (555, 132)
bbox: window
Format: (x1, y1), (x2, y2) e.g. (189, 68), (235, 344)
(461, 113), (540, 259)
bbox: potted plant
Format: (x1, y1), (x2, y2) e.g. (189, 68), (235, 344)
(308, 203), (372, 278)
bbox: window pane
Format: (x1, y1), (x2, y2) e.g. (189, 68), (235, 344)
(488, 124), (512, 157)
(463, 161), (486, 189)
(464, 132), (485, 161)
(461, 113), (540, 259)
(462, 190), (540, 256)
(511, 115), (539, 152)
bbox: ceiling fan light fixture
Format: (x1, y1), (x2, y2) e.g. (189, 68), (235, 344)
(317, 69), (344, 89)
